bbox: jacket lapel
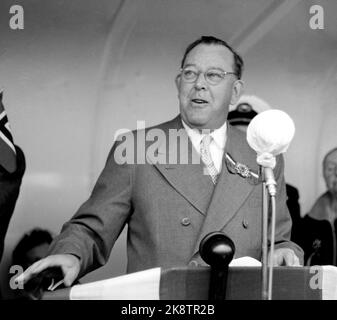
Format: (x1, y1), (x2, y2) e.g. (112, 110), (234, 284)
(151, 116), (214, 216)
(192, 125), (260, 256)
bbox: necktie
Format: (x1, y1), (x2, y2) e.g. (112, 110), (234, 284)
(200, 134), (218, 184)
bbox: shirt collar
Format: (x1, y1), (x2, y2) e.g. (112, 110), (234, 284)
(181, 119), (227, 150)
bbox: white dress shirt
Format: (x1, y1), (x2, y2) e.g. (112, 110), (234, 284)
(182, 119), (227, 173)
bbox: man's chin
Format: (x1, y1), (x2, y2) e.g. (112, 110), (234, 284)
(184, 117), (208, 129)
(183, 115), (226, 130)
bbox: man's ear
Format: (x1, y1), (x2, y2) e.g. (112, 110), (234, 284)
(230, 80), (244, 106)
(175, 74), (181, 90)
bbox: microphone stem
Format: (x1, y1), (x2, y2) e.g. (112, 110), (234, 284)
(268, 195), (276, 300)
(261, 182), (269, 300)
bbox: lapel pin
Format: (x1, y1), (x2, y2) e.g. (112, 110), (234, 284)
(225, 153), (260, 184)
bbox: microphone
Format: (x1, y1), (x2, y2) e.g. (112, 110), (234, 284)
(246, 109), (295, 300)
(246, 109), (295, 196)
(199, 232), (235, 300)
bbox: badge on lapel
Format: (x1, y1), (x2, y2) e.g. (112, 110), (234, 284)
(224, 153), (261, 185)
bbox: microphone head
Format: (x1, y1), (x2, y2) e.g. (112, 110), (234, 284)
(199, 232), (235, 267)
(246, 109), (295, 156)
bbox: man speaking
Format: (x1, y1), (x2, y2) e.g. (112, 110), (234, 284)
(19, 36), (303, 287)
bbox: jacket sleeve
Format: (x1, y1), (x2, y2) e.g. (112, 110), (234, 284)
(272, 154), (304, 264)
(0, 146), (26, 262)
(48, 137), (134, 277)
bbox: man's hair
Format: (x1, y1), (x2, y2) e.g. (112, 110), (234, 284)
(12, 228), (53, 266)
(180, 36), (244, 80)
(323, 147), (337, 168)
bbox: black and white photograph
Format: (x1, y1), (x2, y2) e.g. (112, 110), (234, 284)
(0, 0), (337, 311)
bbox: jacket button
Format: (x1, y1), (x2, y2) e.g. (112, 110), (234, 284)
(242, 219), (249, 229)
(181, 217), (191, 226)
(189, 260), (198, 267)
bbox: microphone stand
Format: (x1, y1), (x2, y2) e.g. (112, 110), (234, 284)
(268, 195), (277, 300)
(261, 168), (277, 300)
(261, 181), (269, 300)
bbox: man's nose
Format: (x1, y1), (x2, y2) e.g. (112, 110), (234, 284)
(194, 72), (208, 90)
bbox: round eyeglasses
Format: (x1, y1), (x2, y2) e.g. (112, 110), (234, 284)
(180, 67), (237, 85)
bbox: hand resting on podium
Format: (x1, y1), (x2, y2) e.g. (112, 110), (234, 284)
(15, 254), (81, 291)
(225, 249), (300, 267)
(269, 248), (301, 266)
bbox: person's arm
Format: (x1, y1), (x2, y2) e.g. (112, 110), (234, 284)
(0, 146), (25, 262)
(18, 134), (136, 287)
(18, 136), (135, 286)
(270, 154), (304, 266)
(48, 137), (135, 278)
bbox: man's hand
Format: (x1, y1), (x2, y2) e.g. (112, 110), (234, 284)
(270, 248), (301, 266)
(15, 254), (81, 287)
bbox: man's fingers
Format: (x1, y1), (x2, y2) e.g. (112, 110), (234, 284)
(15, 255), (65, 284)
(272, 248), (301, 266)
(15, 259), (46, 283)
(292, 254), (301, 266)
(269, 248), (301, 266)
(15, 254), (80, 289)
(283, 250), (301, 266)
(283, 251), (294, 266)
(270, 251), (282, 266)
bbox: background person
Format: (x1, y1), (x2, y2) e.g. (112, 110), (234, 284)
(300, 147), (337, 266)
(0, 146), (25, 265)
(9, 228), (53, 299)
(0, 92), (26, 299)
(12, 228), (53, 271)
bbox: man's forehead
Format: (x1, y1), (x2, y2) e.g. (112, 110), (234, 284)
(184, 44), (234, 69)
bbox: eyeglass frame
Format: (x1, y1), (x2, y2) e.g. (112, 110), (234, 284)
(179, 66), (238, 85)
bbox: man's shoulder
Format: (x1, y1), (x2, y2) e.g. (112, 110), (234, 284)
(115, 115), (181, 140)
(227, 124), (247, 143)
(110, 115), (183, 165)
(143, 115), (183, 137)
(146, 115), (182, 131)
(226, 124), (258, 164)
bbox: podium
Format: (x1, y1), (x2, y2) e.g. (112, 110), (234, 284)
(42, 266), (337, 300)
